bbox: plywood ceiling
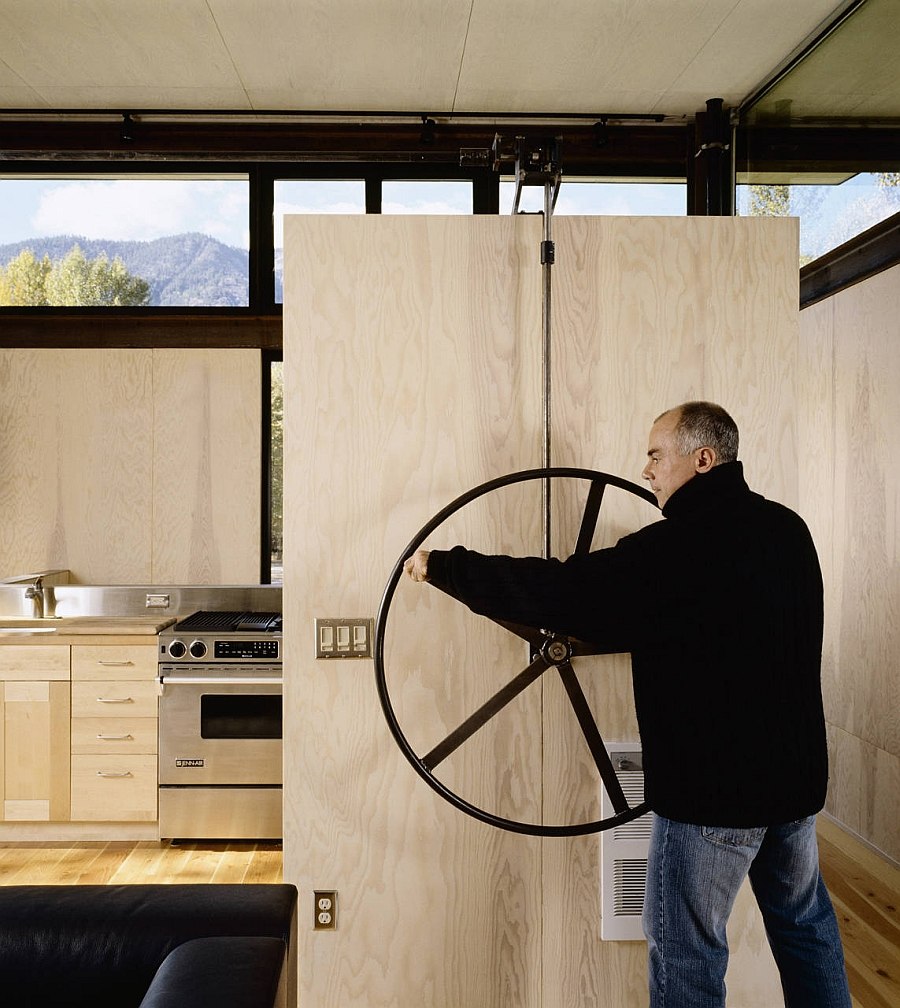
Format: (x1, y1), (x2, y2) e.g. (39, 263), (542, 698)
(0, 0), (848, 119)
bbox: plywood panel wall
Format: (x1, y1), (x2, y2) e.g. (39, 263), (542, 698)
(283, 213), (799, 1008)
(0, 347), (260, 584)
(0, 348), (153, 582)
(799, 265), (900, 862)
(151, 349), (261, 583)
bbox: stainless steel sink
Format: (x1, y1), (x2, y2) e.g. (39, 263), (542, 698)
(0, 617), (63, 633)
(0, 628), (57, 633)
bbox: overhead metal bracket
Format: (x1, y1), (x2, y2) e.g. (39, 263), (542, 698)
(491, 133), (562, 215)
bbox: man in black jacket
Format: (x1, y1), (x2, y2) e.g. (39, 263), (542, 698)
(404, 401), (851, 1008)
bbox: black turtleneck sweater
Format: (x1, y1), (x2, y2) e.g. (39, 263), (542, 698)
(425, 462), (828, 827)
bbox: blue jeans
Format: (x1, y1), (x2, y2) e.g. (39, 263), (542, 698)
(643, 815), (851, 1007)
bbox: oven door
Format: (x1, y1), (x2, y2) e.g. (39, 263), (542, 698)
(158, 666), (282, 786)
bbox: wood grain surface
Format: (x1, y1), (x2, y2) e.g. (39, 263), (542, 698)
(282, 213), (801, 1007)
(799, 263), (900, 862)
(0, 347), (260, 584)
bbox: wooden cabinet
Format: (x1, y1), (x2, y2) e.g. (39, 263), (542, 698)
(0, 646), (71, 822)
(70, 643), (158, 822)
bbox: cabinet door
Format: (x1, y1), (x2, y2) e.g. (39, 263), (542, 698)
(1, 680), (70, 821)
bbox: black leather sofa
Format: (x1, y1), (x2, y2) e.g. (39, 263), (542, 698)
(0, 883), (298, 1008)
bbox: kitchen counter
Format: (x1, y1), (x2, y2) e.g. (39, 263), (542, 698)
(0, 616), (176, 641)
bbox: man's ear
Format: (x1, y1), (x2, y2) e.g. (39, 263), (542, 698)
(695, 446), (717, 473)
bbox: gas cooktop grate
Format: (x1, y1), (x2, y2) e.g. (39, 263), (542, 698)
(175, 611), (282, 633)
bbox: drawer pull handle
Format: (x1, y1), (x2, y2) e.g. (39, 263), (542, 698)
(96, 696), (134, 704)
(97, 661), (135, 666)
(96, 733), (134, 741)
(96, 770), (133, 778)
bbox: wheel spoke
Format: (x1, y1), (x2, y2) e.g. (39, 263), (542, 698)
(376, 466), (658, 834)
(422, 655), (549, 771)
(556, 661), (629, 814)
(573, 479), (606, 555)
(489, 617), (546, 649)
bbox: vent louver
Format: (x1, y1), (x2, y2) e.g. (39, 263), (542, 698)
(600, 743), (652, 940)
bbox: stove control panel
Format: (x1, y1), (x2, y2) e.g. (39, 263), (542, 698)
(159, 634), (281, 663)
(215, 639), (280, 660)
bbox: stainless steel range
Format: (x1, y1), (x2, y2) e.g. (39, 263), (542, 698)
(157, 610), (283, 840)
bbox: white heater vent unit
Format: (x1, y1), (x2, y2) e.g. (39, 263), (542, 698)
(600, 742), (653, 941)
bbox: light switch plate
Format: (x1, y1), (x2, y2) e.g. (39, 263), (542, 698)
(315, 617), (374, 659)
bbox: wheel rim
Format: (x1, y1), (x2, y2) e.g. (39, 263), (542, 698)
(374, 467), (658, 836)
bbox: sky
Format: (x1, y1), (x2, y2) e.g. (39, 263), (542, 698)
(0, 178), (250, 249)
(1, 174), (896, 262)
(0, 176), (687, 253)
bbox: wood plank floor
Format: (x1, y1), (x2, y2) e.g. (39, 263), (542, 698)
(0, 820), (895, 1008)
(0, 839), (282, 885)
(817, 817), (900, 1008)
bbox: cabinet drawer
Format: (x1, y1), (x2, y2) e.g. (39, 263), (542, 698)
(71, 680), (159, 718)
(70, 754), (157, 821)
(0, 645), (69, 681)
(72, 645), (157, 681)
(71, 717), (157, 755)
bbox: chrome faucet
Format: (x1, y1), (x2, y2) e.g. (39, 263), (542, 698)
(24, 577), (44, 619)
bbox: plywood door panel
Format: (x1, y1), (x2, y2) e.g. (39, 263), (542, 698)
(283, 214), (802, 1008)
(283, 214), (544, 1008)
(151, 349), (261, 583)
(543, 215), (798, 1006)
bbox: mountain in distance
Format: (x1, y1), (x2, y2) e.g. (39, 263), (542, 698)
(0, 232), (249, 307)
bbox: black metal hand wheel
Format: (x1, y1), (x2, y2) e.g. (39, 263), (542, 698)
(374, 467), (658, 836)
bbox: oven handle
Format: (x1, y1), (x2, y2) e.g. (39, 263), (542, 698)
(157, 676), (283, 686)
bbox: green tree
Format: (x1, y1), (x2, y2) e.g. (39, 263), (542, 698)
(44, 245), (150, 306)
(0, 249), (52, 305)
(875, 172), (900, 208)
(270, 360), (284, 568)
(748, 184), (791, 217)
(0, 244), (150, 306)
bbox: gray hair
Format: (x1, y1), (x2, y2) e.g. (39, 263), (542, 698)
(658, 401), (739, 464)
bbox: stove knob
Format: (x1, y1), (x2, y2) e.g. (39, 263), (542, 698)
(189, 639), (208, 660)
(167, 639), (186, 659)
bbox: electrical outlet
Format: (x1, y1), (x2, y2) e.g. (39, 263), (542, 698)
(314, 890), (337, 930)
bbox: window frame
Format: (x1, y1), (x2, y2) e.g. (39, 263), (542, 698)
(4, 126), (899, 581)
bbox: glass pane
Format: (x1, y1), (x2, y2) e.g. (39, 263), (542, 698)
(500, 180), (685, 215)
(274, 179), (365, 303)
(382, 180), (472, 214)
(735, 174), (900, 265)
(201, 694), (282, 739)
(742, 0), (900, 124)
(0, 175), (248, 306)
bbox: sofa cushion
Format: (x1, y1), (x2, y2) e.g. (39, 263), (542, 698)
(0, 884), (296, 1008)
(138, 936), (285, 1008)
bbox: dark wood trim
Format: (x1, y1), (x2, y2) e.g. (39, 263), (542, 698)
(736, 125), (900, 174)
(0, 120), (689, 175)
(0, 312), (283, 349)
(800, 210), (900, 308)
